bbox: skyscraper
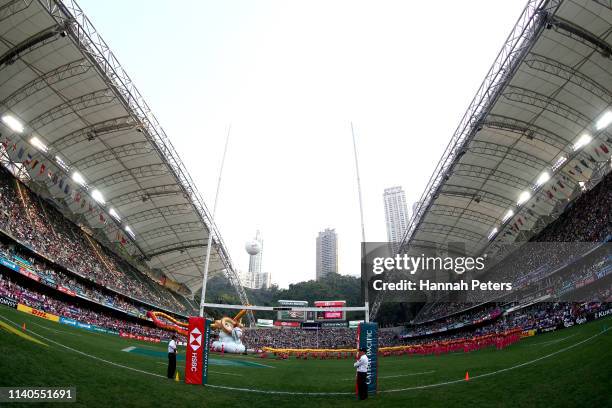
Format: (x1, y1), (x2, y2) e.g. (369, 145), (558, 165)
(244, 230), (270, 289)
(383, 186), (410, 245)
(316, 228), (338, 280)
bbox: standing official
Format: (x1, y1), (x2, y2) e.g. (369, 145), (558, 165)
(167, 334), (177, 379)
(353, 347), (369, 400)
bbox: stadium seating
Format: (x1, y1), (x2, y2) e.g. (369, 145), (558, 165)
(0, 166), (194, 315)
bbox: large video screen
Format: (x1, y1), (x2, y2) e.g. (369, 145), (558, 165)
(277, 300), (308, 321)
(314, 300), (346, 321)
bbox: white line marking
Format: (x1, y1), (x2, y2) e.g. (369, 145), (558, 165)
(342, 370), (435, 380)
(523, 333), (578, 347)
(0, 314), (165, 379)
(0, 312), (607, 396)
(209, 370), (244, 377)
(122, 346), (136, 352)
(29, 321), (82, 336)
(381, 327), (610, 393)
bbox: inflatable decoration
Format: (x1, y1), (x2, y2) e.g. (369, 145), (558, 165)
(148, 309), (248, 354)
(147, 311), (189, 336)
(210, 309), (247, 353)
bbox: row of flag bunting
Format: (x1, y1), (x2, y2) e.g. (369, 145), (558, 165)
(1, 137), (129, 246)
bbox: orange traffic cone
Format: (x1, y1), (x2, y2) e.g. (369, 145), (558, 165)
(465, 371), (469, 381)
(22, 323), (26, 331)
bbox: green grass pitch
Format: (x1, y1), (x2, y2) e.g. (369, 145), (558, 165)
(0, 306), (610, 407)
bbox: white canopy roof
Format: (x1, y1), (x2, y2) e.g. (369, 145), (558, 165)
(0, 0), (251, 309)
(404, 0), (611, 256)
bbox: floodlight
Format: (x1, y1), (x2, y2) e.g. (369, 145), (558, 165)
(91, 189), (105, 204)
(125, 225), (135, 237)
(595, 110), (612, 131)
(488, 228), (498, 240)
(502, 209), (514, 222)
(2, 115), (24, 133)
(109, 208), (121, 221)
(535, 171), (550, 187)
(573, 133), (592, 151)
(30, 136), (48, 153)
(517, 191), (531, 205)
(72, 171), (86, 186)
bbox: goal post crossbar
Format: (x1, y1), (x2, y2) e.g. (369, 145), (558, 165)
(200, 302), (368, 313)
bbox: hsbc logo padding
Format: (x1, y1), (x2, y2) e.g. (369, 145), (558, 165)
(190, 327), (202, 351)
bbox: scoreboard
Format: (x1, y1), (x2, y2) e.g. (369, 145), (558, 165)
(314, 300), (346, 321)
(277, 300), (308, 321)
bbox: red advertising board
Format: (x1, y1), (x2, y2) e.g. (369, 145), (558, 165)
(19, 267), (40, 282)
(323, 311), (343, 319)
(118, 332), (161, 343)
(185, 317), (205, 385)
(273, 321), (300, 327)
(314, 300), (345, 307)
(57, 285), (76, 296)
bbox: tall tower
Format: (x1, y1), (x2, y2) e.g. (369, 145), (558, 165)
(383, 186), (410, 245)
(316, 228), (338, 280)
(247, 230), (269, 289)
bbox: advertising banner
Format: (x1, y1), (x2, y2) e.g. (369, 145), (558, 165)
(57, 286), (76, 296)
(17, 304), (59, 322)
(321, 321), (348, 328)
(0, 295), (18, 309)
(202, 318), (211, 385)
(60, 317), (77, 326)
(349, 320), (364, 328)
(273, 321), (300, 327)
(185, 317), (205, 385)
(256, 319), (274, 327)
(357, 322), (378, 396)
(0, 257), (19, 272)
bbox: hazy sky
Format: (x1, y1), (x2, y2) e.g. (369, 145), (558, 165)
(78, 0), (526, 288)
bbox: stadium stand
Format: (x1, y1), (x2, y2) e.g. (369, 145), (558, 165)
(0, 273), (182, 342)
(0, 166), (194, 315)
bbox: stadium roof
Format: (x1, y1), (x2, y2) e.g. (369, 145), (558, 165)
(0, 0), (251, 309)
(371, 0), (611, 316)
(404, 0), (610, 254)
